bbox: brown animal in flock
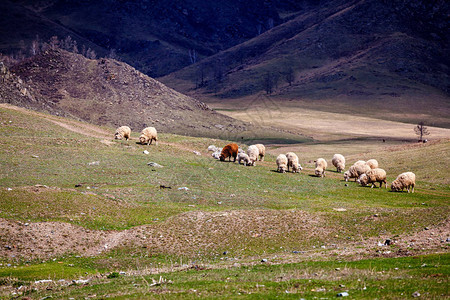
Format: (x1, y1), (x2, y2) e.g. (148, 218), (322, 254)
(219, 143), (239, 162)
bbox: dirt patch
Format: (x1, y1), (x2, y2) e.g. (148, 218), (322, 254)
(1, 210), (448, 262)
(0, 210), (324, 260)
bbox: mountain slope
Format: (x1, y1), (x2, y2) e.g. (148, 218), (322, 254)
(5, 0), (284, 77)
(2, 49), (251, 137)
(0, 0), (103, 56)
(160, 0), (449, 126)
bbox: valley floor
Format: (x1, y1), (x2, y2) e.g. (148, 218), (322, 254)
(0, 103), (448, 299)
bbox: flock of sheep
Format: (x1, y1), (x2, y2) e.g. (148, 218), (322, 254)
(208, 142), (416, 193)
(114, 126), (416, 193)
(114, 125), (158, 145)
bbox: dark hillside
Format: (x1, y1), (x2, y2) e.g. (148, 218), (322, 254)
(0, 1), (103, 57)
(160, 0), (449, 126)
(7, 0), (283, 77)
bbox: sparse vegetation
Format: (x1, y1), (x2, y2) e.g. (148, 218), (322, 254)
(0, 103), (448, 298)
(414, 121), (430, 141)
(0, 2), (448, 297)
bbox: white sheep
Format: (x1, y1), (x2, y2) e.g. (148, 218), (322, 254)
(391, 172), (416, 193)
(286, 152), (302, 173)
(276, 154), (288, 173)
(331, 154), (345, 173)
(139, 127), (158, 145)
(344, 163), (371, 182)
(354, 160), (366, 166)
(366, 159), (379, 169)
(114, 126), (131, 140)
(237, 152), (251, 166)
(211, 150), (221, 159)
(247, 145), (260, 166)
(255, 144), (266, 161)
(357, 168), (387, 188)
(208, 145), (219, 152)
(314, 158), (327, 177)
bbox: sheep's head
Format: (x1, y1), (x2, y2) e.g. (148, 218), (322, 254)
(139, 135), (148, 144)
(314, 167), (323, 177)
(114, 132), (123, 140)
(343, 171), (350, 181)
(357, 174), (368, 186)
(278, 165), (287, 173)
(292, 163), (302, 173)
(337, 163), (345, 173)
(219, 154), (225, 161)
(390, 180), (402, 192)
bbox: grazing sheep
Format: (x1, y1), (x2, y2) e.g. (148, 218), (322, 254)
(391, 172), (416, 193)
(255, 144), (266, 161)
(276, 154), (288, 173)
(237, 152), (251, 166)
(114, 126), (131, 141)
(211, 150), (221, 159)
(354, 160), (366, 166)
(366, 159), (379, 169)
(220, 143), (239, 162)
(332, 154), (345, 173)
(208, 145), (219, 152)
(357, 168), (387, 188)
(139, 127), (158, 145)
(286, 152), (302, 173)
(314, 158), (327, 177)
(344, 163), (371, 182)
(247, 145), (260, 166)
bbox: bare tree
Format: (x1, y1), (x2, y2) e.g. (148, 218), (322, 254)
(62, 36), (75, 51)
(108, 48), (120, 60)
(414, 121), (430, 141)
(49, 36), (60, 50)
(256, 23), (262, 35)
(196, 65), (206, 88)
(263, 73), (278, 94)
(72, 40), (79, 53)
(267, 18), (274, 30)
(285, 67), (295, 86)
(30, 35), (40, 56)
(189, 49), (197, 64)
(86, 48), (97, 59)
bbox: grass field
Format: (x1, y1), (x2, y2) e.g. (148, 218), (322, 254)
(0, 104), (448, 299)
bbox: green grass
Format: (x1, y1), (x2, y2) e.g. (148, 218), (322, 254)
(0, 106), (449, 298)
(2, 253), (448, 299)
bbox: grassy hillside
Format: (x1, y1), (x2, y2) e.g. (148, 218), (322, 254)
(0, 104), (448, 298)
(2, 49), (308, 142)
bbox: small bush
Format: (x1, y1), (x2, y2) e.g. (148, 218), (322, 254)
(107, 272), (120, 279)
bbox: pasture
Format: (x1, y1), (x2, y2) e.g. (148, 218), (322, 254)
(0, 104), (448, 299)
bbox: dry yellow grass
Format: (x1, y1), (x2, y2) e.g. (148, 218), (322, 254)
(216, 104), (450, 142)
